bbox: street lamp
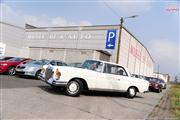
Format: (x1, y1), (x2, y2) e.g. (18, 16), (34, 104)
(116, 15), (138, 64)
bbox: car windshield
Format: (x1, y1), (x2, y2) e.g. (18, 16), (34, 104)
(47, 60), (67, 66)
(68, 63), (82, 67)
(7, 57), (24, 62)
(57, 62), (67, 66)
(82, 60), (103, 72)
(31, 60), (49, 65)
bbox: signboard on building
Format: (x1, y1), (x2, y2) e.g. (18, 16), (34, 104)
(0, 42), (6, 56)
(105, 29), (117, 49)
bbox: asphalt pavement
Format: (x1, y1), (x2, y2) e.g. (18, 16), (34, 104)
(0, 75), (169, 120)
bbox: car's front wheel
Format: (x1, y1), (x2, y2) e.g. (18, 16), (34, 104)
(126, 87), (137, 98)
(66, 80), (83, 97)
(35, 70), (41, 79)
(8, 66), (16, 75)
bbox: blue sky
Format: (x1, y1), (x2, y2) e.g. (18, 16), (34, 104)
(0, 0), (179, 79)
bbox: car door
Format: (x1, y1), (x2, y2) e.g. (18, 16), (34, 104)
(113, 66), (130, 91)
(103, 63), (121, 90)
(103, 64), (129, 91)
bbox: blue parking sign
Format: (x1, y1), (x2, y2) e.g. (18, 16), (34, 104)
(106, 29), (117, 49)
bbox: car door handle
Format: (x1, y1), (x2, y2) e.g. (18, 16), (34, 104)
(116, 79), (121, 81)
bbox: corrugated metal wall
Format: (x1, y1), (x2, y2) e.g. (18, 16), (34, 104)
(119, 29), (154, 76)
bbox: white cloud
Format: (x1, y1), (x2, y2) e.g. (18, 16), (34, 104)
(1, 4), (92, 27)
(148, 39), (179, 77)
(24, 15), (92, 27)
(104, 0), (152, 16)
(0, 3), (25, 27)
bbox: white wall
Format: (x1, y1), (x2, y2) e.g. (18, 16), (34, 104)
(0, 22), (26, 57)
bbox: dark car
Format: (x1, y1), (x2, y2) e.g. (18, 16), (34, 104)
(145, 77), (162, 93)
(68, 62), (82, 68)
(0, 56), (14, 61)
(158, 79), (166, 89)
(0, 57), (31, 75)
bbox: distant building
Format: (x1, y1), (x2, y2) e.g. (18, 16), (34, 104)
(175, 74), (180, 83)
(153, 72), (170, 83)
(0, 21), (154, 77)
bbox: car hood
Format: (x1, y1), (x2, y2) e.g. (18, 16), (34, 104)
(24, 64), (42, 68)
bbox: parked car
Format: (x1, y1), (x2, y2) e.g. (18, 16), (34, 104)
(0, 56), (14, 61)
(40, 59), (149, 98)
(42, 60), (67, 70)
(68, 62), (82, 68)
(39, 60), (67, 79)
(158, 79), (166, 89)
(0, 57), (30, 75)
(145, 77), (162, 93)
(16, 59), (49, 79)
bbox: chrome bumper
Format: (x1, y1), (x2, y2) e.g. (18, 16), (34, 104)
(40, 75), (67, 87)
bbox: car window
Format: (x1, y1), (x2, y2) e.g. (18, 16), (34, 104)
(82, 60), (103, 72)
(57, 62), (64, 66)
(33, 61), (44, 65)
(8, 57), (24, 62)
(62, 63), (67, 66)
(49, 61), (56, 66)
(104, 63), (127, 76)
(43, 60), (49, 65)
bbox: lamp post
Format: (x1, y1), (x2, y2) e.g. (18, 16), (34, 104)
(116, 15), (138, 64)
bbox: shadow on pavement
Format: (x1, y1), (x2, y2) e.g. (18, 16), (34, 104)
(38, 85), (65, 95)
(38, 85), (145, 99)
(15, 75), (38, 80)
(83, 91), (126, 98)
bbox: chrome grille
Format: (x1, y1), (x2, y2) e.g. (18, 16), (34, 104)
(45, 68), (53, 81)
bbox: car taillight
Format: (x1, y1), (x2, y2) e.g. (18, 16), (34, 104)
(54, 68), (61, 80)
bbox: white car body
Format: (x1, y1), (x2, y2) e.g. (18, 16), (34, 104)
(41, 60), (149, 97)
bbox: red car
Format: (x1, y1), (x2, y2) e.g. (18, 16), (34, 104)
(0, 57), (31, 75)
(145, 77), (162, 93)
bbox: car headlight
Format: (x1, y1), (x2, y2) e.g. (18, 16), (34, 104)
(54, 68), (61, 80)
(0, 63), (8, 66)
(155, 84), (159, 87)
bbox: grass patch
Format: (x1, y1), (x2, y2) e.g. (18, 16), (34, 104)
(169, 84), (180, 119)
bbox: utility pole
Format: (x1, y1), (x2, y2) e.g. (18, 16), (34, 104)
(157, 64), (160, 79)
(116, 15), (138, 64)
(116, 17), (123, 64)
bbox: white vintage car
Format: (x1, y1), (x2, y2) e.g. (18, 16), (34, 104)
(40, 59), (149, 98)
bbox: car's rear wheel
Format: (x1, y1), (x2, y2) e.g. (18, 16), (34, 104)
(66, 80), (83, 97)
(8, 66), (16, 75)
(126, 87), (137, 98)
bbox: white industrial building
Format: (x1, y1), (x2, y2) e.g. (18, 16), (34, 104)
(0, 21), (154, 76)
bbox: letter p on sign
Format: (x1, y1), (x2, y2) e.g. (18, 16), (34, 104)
(106, 29), (117, 49)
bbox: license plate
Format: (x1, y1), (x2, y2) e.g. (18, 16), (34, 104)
(47, 78), (53, 84)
